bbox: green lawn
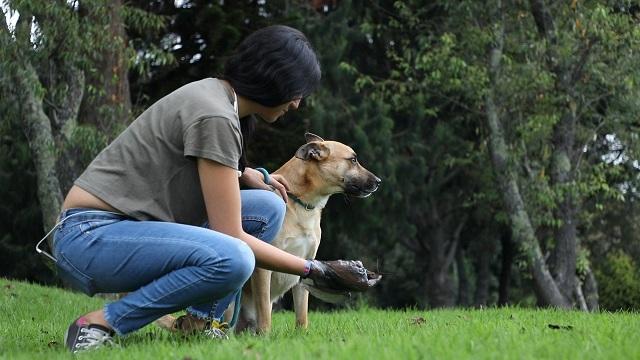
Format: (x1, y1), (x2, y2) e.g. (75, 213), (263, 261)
(0, 277), (638, 359)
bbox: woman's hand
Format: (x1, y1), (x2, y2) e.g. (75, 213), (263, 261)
(300, 259), (383, 303)
(240, 167), (290, 202)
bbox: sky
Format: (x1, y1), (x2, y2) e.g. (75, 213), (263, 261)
(1, 1), (19, 33)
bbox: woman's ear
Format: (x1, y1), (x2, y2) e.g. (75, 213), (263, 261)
(295, 142), (330, 161)
(304, 132), (325, 143)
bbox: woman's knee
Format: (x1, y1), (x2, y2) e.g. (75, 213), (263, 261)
(194, 233), (255, 280)
(221, 240), (255, 287)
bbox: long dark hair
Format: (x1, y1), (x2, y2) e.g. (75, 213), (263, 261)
(222, 25), (321, 171)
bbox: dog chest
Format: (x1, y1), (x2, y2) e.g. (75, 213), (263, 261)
(276, 232), (319, 259)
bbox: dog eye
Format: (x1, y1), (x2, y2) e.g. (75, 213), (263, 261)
(350, 157), (357, 164)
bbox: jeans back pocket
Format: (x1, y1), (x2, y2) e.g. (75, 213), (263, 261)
(56, 252), (97, 296)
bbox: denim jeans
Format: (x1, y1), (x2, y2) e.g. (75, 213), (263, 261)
(52, 189), (285, 335)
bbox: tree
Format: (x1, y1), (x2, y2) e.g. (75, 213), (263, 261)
(0, 0), (165, 251)
(483, 0), (640, 309)
(339, 0), (640, 309)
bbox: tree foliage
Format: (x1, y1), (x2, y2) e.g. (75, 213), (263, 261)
(2, 0), (639, 310)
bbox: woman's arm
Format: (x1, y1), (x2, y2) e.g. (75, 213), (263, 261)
(197, 158), (306, 275)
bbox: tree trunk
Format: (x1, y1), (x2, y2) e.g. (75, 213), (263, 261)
(423, 208), (466, 308)
(529, 0), (581, 304)
(498, 231), (514, 306)
(551, 114), (578, 299)
(484, 1), (571, 308)
(15, 64), (64, 234)
(456, 246), (471, 306)
(40, 60), (86, 193)
(425, 266), (455, 308)
(425, 227), (456, 308)
(583, 266), (599, 311)
(78, 0), (131, 134)
(473, 245), (491, 307)
(474, 233), (498, 307)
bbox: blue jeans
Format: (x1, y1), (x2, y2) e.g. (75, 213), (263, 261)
(52, 189), (285, 335)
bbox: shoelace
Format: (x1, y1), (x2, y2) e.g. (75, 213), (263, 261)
(203, 320), (229, 340)
(74, 327), (115, 351)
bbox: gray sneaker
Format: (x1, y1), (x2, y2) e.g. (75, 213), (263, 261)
(64, 317), (116, 353)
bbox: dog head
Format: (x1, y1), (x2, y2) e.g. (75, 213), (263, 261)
(294, 132), (381, 197)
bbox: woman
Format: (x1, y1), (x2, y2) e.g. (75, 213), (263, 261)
(54, 25), (350, 353)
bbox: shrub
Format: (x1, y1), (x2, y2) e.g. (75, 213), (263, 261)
(596, 250), (640, 311)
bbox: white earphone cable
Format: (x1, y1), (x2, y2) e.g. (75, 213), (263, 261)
(35, 210), (124, 263)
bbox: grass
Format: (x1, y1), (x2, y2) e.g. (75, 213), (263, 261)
(1, 278), (639, 359)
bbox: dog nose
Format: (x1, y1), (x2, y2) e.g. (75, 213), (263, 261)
(375, 177), (382, 186)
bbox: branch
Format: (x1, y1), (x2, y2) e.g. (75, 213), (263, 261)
(571, 38), (597, 85)
(530, 1), (589, 94)
(436, 167), (462, 189)
(365, 0), (402, 22)
(429, 198), (440, 223)
(529, 0), (557, 42)
(410, 227), (431, 254)
(574, 280), (588, 311)
(400, 237), (420, 253)
(576, 90), (614, 122)
(419, 86), (485, 117)
(520, 139), (536, 180)
(444, 215), (468, 268)
(488, 4), (505, 85)
(1, 8), (16, 90)
(55, 67), (85, 139)
(15, 11), (32, 49)
(0, 5), (9, 36)
(574, 119), (605, 173)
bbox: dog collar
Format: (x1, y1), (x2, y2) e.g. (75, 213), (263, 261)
(287, 192), (316, 211)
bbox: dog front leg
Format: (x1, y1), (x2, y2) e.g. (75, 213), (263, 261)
(251, 268), (273, 333)
(292, 283), (309, 329)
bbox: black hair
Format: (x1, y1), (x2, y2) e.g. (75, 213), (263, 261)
(224, 25), (321, 172)
(223, 25), (321, 107)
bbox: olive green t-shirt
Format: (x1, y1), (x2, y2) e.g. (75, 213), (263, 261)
(75, 78), (242, 225)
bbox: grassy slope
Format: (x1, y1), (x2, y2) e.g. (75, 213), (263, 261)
(0, 278), (638, 360)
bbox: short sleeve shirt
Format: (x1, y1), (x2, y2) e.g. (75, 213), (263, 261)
(74, 78), (242, 225)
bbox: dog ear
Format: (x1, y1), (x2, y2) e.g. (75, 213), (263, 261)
(305, 132), (325, 143)
(295, 142), (330, 161)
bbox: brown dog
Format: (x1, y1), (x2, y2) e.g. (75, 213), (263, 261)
(237, 132), (381, 332)
(155, 133), (381, 333)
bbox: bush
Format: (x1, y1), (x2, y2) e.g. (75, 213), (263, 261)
(596, 250), (640, 311)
